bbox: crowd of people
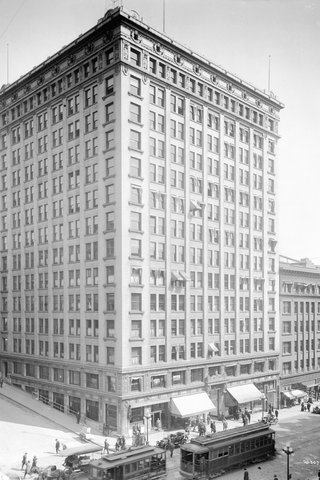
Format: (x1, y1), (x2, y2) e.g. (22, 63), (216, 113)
(21, 453), (38, 478)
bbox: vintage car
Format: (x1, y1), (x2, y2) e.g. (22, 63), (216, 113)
(60, 444), (103, 473)
(156, 431), (188, 449)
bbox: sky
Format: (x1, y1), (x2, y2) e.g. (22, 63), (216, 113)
(0, 0), (319, 262)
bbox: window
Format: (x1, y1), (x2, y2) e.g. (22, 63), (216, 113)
(132, 347), (142, 365)
(105, 75), (114, 95)
(130, 103), (141, 123)
(131, 293), (142, 311)
(86, 372), (99, 388)
(130, 130), (141, 150)
(130, 48), (141, 66)
(130, 157), (141, 177)
(130, 76), (141, 96)
(130, 211), (141, 231)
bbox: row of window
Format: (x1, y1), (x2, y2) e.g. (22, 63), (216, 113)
(1, 293), (98, 313)
(282, 300), (320, 315)
(282, 358), (320, 375)
(1, 45), (116, 127)
(135, 48), (278, 130)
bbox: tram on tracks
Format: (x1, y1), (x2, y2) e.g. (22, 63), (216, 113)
(89, 445), (166, 480)
(180, 423), (276, 478)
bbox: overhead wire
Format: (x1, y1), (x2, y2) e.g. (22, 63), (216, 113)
(0, 0), (27, 42)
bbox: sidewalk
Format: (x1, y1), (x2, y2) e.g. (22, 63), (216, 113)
(0, 381), (313, 449)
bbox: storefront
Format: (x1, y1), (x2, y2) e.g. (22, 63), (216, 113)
(224, 383), (264, 418)
(169, 392), (215, 428)
(281, 389), (306, 407)
(292, 381), (320, 401)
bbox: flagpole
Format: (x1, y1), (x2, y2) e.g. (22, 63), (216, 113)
(268, 55), (271, 91)
(7, 44), (9, 84)
(163, 0), (166, 32)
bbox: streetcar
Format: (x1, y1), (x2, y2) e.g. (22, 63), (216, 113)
(89, 445), (166, 480)
(180, 423), (276, 478)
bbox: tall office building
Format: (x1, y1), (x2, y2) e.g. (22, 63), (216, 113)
(0, 7), (283, 433)
(279, 256), (320, 406)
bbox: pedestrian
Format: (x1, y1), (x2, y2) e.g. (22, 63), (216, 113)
(168, 441), (175, 458)
(210, 420), (216, 434)
(307, 402), (311, 412)
(31, 456), (37, 469)
(245, 408), (251, 424)
(222, 419), (228, 431)
(273, 475), (279, 480)
(301, 402), (305, 412)
(0, 375), (3, 388)
(243, 468), (249, 480)
(55, 439), (60, 454)
(21, 453), (28, 470)
(242, 413), (247, 426)
(155, 418), (161, 430)
(104, 438), (110, 454)
(275, 409), (279, 419)
(24, 461), (31, 478)
(76, 411), (81, 424)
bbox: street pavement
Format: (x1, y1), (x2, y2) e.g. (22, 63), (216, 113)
(1, 381), (320, 479)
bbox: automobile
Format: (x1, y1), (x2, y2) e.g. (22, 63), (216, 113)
(79, 426), (93, 441)
(60, 444), (103, 474)
(38, 465), (66, 480)
(312, 406), (320, 414)
(156, 431), (188, 449)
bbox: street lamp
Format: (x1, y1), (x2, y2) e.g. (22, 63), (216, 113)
(144, 408), (151, 445)
(282, 444), (294, 480)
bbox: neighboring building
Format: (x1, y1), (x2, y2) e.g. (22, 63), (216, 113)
(279, 256), (320, 406)
(0, 7), (283, 433)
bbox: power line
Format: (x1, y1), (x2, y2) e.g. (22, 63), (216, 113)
(0, 0), (27, 42)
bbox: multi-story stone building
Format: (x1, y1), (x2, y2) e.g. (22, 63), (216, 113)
(279, 256), (320, 406)
(0, 7), (283, 433)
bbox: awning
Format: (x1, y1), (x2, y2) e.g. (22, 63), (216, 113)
(291, 389), (307, 399)
(226, 384), (264, 405)
(179, 271), (190, 281)
(170, 393), (215, 418)
(190, 200), (199, 211)
(301, 381), (318, 389)
(282, 391), (295, 400)
(171, 271), (180, 282)
(208, 343), (219, 353)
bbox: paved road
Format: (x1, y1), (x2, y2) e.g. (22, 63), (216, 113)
(0, 396), (84, 478)
(1, 394), (320, 480)
(167, 410), (320, 480)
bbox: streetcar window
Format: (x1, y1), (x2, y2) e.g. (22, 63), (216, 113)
(250, 439), (255, 450)
(241, 442), (246, 453)
(256, 437), (263, 448)
(228, 445), (234, 456)
(234, 444), (240, 455)
(218, 448), (229, 457)
(125, 464), (130, 474)
(132, 461), (138, 472)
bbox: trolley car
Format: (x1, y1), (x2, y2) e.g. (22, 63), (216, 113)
(180, 423), (276, 478)
(89, 445), (166, 480)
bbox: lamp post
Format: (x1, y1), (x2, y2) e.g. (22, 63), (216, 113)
(144, 408), (151, 445)
(282, 444), (294, 480)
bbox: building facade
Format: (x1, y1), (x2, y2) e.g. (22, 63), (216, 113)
(279, 257), (320, 406)
(0, 7), (283, 433)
